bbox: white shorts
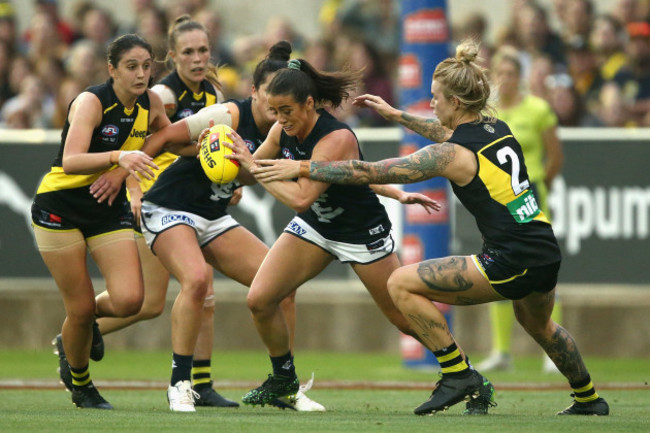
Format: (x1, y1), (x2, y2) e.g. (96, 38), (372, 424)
(283, 216), (394, 264)
(141, 201), (239, 251)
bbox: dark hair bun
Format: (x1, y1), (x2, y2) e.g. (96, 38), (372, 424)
(268, 40), (292, 61)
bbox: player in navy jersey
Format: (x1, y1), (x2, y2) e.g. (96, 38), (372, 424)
(223, 57), (440, 408)
(89, 41), (323, 412)
(32, 34), (168, 409)
(252, 39), (609, 417)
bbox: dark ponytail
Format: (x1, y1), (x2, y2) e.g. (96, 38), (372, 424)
(267, 58), (361, 109)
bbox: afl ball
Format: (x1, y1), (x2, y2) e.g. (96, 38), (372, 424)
(199, 124), (239, 184)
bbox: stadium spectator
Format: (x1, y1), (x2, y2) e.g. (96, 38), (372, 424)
(590, 14), (629, 82)
(193, 9), (237, 68)
(614, 20), (650, 126)
(77, 5), (116, 49)
(28, 0), (75, 45)
(561, 0), (595, 48)
(528, 53), (556, 102)
(586, 81), (632, 127)
(0, 0), (17, 49)
(64, 39), (106, 91)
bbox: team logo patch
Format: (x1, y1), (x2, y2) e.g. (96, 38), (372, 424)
(368, 224), (385, 235)
(484, 124), (495, 133)
(244, 139), (256, 153)
(178, 108), (194, 119)
(286, 221), (306, 236)
(101, 124), (119, 137)
(161, 214), (196, 226)
(282, 148), (295, 160)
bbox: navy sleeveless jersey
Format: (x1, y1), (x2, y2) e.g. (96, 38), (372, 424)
(279, 109), (391, 244)
(143, 98), (264, 220)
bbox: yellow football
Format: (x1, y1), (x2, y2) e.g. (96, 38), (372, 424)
(199, 124), (239, 184)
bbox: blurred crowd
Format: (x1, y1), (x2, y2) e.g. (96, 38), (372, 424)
(0, 0), (648, 129)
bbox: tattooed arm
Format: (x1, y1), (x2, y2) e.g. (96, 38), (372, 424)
(305, 142), (459, 185)
(352, 94), (453, 143)
(253, 141), (477, 186)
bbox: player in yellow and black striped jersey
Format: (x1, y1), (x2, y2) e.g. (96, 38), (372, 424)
(253, 39), (609, 417)
(30, 34), (170, 410)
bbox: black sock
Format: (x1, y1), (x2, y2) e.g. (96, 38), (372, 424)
(170, 353), (193, 386)
(192, 359), (212, 390)
(270, 351), (295, 378)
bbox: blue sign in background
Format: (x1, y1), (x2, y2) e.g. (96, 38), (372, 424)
(398, 0), (451, 368)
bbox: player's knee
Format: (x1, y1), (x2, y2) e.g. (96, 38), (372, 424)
(138, 301), (165, 320)
(67, 306), (96, 327)
(246, 291), (273, 317)
(387, 268), (409, 305)
(112, 291), (144, 317)
(181, 271), (210, 305)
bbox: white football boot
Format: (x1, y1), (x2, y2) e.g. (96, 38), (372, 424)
(168, 380), (199, 412)
(476, 352), (513, 372)
(273, 373), (326, 412)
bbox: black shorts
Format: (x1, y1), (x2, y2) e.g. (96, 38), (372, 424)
(473, 249), (561, 300)
(31, 203), (133, 238)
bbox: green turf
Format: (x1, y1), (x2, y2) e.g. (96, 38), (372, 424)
(0, 389), (647, 433)
(1, 349), (649, 384)
(0, 350), (648, 433)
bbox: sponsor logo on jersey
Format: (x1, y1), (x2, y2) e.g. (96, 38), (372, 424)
(120, 118), (134, 123)
(368, 224), (385, 235)
(130, 129), (147, 139)
(101, 124), (119, 137)
(508, 189), (541, 223)
(286, 220), (306, 236)
(282, 148), (295, 160)
(484, 124), (495, 133)
(161, 214), (196, 226)
(366, 238), (385, 251)
(178, 108), (194, 119)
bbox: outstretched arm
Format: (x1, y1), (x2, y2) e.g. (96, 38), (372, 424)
(253, 142), (460, 185)
(352, 94), (453, 143)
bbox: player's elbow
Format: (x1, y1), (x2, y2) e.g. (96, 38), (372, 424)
(292, 197), (313, 213)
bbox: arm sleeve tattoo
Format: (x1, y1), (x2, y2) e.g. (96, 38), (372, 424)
(399, 112), (450, 143)
(308, 142), (456, 185)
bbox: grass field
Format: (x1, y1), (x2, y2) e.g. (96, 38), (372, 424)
(0, 349), (648, 433)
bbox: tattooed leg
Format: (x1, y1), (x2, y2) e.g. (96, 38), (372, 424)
(514, 291), (590, 383)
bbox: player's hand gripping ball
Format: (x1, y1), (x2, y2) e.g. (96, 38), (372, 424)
(199, 124), (239, 184)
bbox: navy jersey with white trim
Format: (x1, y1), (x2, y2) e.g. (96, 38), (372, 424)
(279, 109), (391, 244)
(143, 98), (264, 220)
(33, 80), (150, 223)
(449, 119), (561, 266)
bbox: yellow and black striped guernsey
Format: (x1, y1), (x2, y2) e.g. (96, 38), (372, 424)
(34, 80), (151, 225)
(449, 119), (561, 267)
(158, 70), (217, 122)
